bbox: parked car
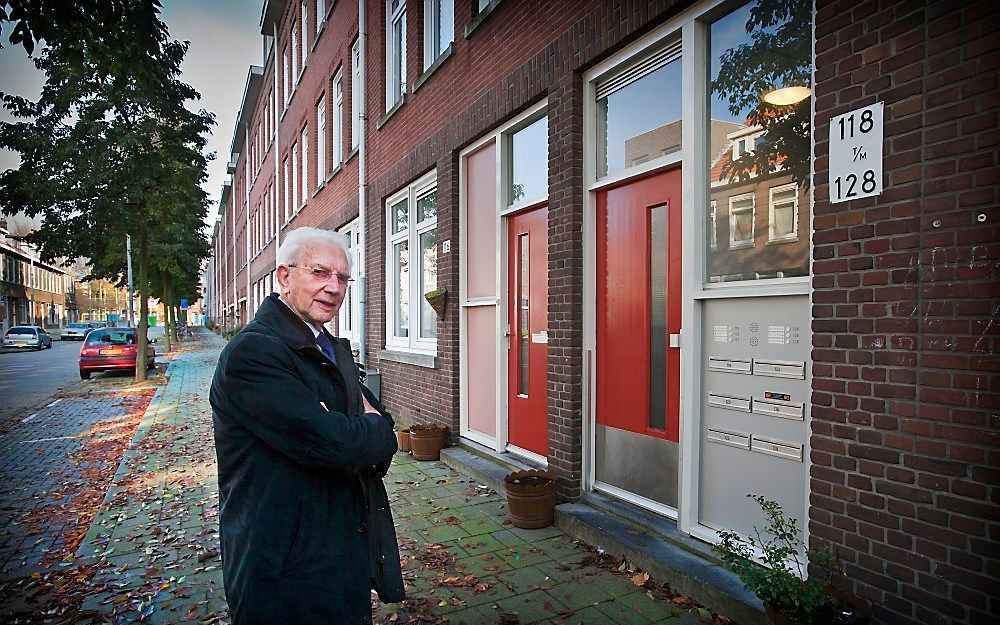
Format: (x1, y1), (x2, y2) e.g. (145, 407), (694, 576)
(61, 322), (97, 341)
(2, 326), (53, 350)
(79, 328), (155, 379)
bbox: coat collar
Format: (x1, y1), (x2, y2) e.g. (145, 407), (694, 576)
(254, 293), (320, 353)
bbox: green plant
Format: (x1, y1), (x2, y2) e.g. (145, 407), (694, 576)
(714, 494), (839, 624)
(423, 288), (446, 300)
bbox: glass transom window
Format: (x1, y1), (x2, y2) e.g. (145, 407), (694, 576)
(508, 116), (548, 207)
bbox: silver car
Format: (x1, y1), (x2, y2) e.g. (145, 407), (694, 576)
(2, 326), (54, 350)
(61, 322), (96, 340)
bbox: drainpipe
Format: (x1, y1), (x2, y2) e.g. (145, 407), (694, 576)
(357, 0), (369, 368)
(273, 20), (282, 265)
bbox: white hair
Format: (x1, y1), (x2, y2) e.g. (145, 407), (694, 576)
(276, 227), (353, 273)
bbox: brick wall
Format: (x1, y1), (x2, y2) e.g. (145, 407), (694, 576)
(362, 0), (689, 498)
(812, 1), (999, 624)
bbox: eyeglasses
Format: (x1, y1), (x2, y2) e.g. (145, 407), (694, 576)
(286, 264), (354, 286)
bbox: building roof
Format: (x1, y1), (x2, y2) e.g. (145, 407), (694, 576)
(229, 66), (265, 158)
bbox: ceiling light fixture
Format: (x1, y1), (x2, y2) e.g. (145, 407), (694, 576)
(761, 85), (812, 106)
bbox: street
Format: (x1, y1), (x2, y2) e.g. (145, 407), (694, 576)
(0, 326), (165, 424)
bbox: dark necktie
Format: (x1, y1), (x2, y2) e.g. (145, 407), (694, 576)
(316, 331), (337, 364)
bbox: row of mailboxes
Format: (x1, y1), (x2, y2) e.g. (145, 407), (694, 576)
(706, 428), (803, 462)
(708, 356), (806, 379)
(707, 392), (804, 420)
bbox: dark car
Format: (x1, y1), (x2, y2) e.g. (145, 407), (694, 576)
(79, 328), (155, 379)
(2, 326), (53, 350)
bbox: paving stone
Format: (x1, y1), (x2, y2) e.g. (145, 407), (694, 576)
(495, 588), (569, 624)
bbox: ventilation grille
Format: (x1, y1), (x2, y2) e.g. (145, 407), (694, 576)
(596, 39), (682, 101)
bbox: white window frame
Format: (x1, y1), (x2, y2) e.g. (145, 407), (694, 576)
(767, 183), (798, 243)
(284, 154), (292, 220)
(333, 71), (343, 166)
(384, 170), (437, 353)
(299, 126), (308, 207)
(351, 39), (361, 150)
(728, 193), (755, 250)
(385, 0), (407, 111)
(300, 1), (309, 68)
(291, 22), (299, 84)
(283, 46), (291, 106)
(316, 0), (325, 34)
(423, 0), (454, 70)
(336, 218), (362, 345)
(316, 96), (326, 186)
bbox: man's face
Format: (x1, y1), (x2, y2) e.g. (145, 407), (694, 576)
(277, 242), (350, 326)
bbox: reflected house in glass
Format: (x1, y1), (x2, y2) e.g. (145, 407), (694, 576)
(706, 121), (810, 282)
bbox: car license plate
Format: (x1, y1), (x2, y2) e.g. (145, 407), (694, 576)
(15, 341), (28, 345)
(100, 349), (123, 355)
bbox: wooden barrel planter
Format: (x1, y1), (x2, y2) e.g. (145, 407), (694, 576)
(396, 428), (411, 453)
(504, 470), (556, 529)
(409, 423), (447, 461)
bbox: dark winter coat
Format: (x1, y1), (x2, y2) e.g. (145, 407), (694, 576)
(210, 293), (404, 625)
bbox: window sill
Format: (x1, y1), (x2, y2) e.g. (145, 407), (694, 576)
(344, 146), (358, 164)
(325, 162), (343, 184)
(377, 94), (407, 130)
(465, 0), (502, 38)
(312, 20), (326, 52)
(379, 348), (438, 369)
(766, 236), (798, 246)
(413, 43), (454, 94)
(312, 179), (326, 197)
(728, 241), (754, 250)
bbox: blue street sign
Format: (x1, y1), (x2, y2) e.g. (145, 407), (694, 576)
(180, 299), (189, 310)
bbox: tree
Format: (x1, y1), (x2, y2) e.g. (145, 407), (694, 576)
(0, 4), (214, 381)
(711, 0), (812, 186)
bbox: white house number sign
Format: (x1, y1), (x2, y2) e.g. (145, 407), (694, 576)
(829, 102), (883, 204)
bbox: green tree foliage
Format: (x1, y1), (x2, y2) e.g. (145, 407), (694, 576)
(0, 1), (213, 380)
(712, 0), (811, 185)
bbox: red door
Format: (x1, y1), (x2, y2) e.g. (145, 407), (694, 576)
(507, 205), (548, 456)
(597, 168), (682, 442)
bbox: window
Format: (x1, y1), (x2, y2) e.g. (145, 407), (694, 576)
(291, 22), (299, 81)
(596, 39), (682, 178)
(385, 172), (437, 351)
(477, 0), (491, 11)
(337, 219), (362, 344)
(300, 1), (308, 67)
(333, 71), (343, 166)
(316, 96), (326, 184)
(728, 194), (754, 249)
(351, 40), (361, 150)
(283, 156), (291, 220)
(768, 184), (798, 242)
(283, 46), (291, 106)
(507, 115), (547, 207)
(386, 0), (407, 110)
(316, 0), (325, 33)
(300, 127), (308, 205)
(423, 0), (454, 70)
(292, 141), (300, 210)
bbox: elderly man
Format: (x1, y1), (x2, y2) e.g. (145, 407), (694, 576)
(210, 227), (403, 624)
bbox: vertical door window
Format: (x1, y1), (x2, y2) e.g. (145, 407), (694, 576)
(596, 40), (682, 178)
(417, 192), (437, 339)
(508, 116), (548, 207)
(705, 0), (811, 283)
(648, 204), (667, 430)
(517, 233), (529, 396)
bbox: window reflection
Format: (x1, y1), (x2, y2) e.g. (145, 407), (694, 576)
(509, 117), (547, 206)
(706, 0), (812, 284)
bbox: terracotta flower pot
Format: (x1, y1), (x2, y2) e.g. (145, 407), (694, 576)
(396, 429), (411, 453)
(504, 470), (556, 529)
(409, 423), (447, 461)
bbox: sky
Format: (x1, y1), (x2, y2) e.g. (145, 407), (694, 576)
(0, 0), (263, 230)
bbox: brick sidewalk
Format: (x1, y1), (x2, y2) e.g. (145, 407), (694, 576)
(5, 328), (728, 624)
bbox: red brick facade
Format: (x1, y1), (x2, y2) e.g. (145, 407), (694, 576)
(811, 2), (998, 623)
(206, 2), (999, 624)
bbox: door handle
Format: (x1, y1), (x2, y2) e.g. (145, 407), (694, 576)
(669, 332), (681, 348)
